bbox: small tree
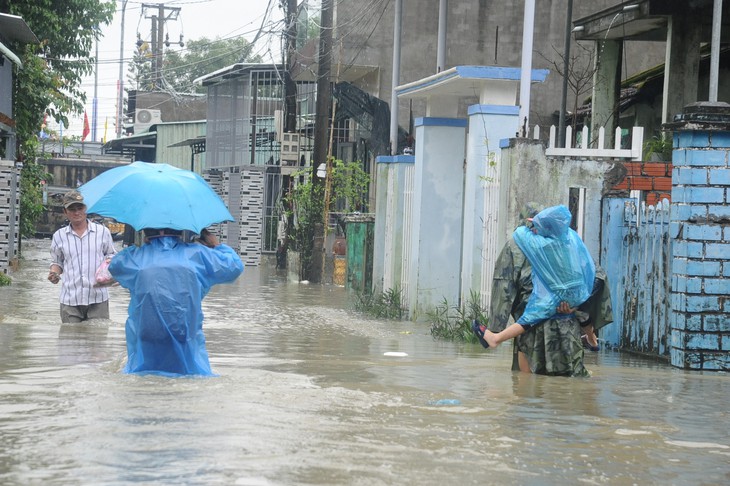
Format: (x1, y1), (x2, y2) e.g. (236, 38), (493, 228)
(540, 41), (597, 146)
(127, 41), (156, 92)
(284, 158), (370, 280)
(5, 0), (115, 240)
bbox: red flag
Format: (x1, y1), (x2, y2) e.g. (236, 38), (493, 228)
(82, 111), (90, 141)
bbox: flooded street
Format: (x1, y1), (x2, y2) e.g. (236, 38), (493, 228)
(1, 239), (729, 485)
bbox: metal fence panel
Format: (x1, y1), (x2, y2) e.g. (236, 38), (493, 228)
(602, 197), (672, 356)
(400, 164), (415, 308)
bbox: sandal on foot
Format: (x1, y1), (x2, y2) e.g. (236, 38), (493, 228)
(581, 334), (600, 352)
(472, 320), (490, 349)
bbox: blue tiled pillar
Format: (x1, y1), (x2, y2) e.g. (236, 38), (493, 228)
(668, 102), (730, 370)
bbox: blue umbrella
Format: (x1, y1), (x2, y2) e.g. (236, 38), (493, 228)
(78, 161), (234, 234)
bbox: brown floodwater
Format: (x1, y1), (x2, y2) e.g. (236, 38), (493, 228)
(1, 239), (729, 485)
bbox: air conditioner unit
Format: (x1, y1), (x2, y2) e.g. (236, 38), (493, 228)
(134, 108), (162, 133)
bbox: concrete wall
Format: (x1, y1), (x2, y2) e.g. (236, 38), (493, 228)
(335, 0), (665, 132)
(35, 157), (132, 236)
(498, 138), (627, 260)
(372, 156), (414, 295)
(39, 157), (130, 190)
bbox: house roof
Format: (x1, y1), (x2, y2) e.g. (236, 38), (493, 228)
(573, 0), (730, 42)
(194, 63), (284, 86)
(167, 135), (206, 153)
(575, 46), (730, 120)
(0, 13), (38, 67)
(102, 131), (156, 155)
(395, 65), (549, 100)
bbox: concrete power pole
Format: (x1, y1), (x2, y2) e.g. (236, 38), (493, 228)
(310, 0), (334, 283)
(518, 0), (536, 136)
(437, 0), (447, 72)
(558, 0), (573, 148)
(390, 0), (403, 155)
(117, 0), (129, 138)
(284, 0), (298, 133)
(709, 0), (723, 102)
(141, 3), (181, 90)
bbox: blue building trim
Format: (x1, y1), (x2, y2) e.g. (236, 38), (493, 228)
(376, 155), (415, 164)
(415, 117), (468, 128)
(468, 104), (520, 116)
(455, 65), (549, 83)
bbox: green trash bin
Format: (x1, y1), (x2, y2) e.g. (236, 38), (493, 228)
(344, 214), (375, 292)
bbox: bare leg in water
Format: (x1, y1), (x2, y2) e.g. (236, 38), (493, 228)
(482, 323), (527, 348)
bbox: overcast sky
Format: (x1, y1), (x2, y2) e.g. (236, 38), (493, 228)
(63, 0), (292, 141)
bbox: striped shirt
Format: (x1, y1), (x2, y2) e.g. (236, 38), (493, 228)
(50, 220), (117, 306)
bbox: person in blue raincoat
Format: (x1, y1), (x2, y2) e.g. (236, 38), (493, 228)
(109, 228), (243, 376)
(474, 205), (595, 351)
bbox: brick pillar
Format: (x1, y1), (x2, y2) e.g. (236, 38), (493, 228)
(667, 102), (730, 370)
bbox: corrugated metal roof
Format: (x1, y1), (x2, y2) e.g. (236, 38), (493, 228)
(194, 63), (283, 86)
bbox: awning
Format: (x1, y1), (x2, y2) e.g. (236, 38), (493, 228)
(102, 131), (156, 155)
(168, 135), (206, 154)
(0, 13), (39, 44)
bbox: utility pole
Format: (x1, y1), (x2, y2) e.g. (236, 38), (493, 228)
(709, 0), (723, 102)
(93, 33), (99, 141)
(390, 0), (402, 155)
(436, 0), (447, 72)
(117, 0), (129, 138)
(310, 0), (334, 283)
(283, 0), (298, 133)
(518, 0), (536, 136)
(141, 3), (181, 90)
(558, 0), (573, 148)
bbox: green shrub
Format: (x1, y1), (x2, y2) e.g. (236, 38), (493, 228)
(644, 136), (672, 161)
(0, 273), (11, 286)
(353, 287), (405, 319)
(428, 290), (488, 343)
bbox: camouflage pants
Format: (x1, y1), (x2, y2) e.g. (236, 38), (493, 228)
(516, 316), (589, 377)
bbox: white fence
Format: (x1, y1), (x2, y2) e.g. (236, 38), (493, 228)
(532, 125), (644, 161)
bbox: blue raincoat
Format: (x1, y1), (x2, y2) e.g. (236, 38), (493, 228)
(109, 236), (243, 376)
(512, 205), (595, 327)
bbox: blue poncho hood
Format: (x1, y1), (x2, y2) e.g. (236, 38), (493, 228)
(512, 205), (595, 326)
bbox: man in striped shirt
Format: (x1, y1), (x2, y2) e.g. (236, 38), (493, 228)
(48, 190), (117, 323)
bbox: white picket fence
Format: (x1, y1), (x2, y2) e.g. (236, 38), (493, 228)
(532, 124), (644, 161)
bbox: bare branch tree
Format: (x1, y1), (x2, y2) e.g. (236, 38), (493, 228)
(539, 41), (597, 146)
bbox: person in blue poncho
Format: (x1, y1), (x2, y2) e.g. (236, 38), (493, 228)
(109, 228), (243, 376)
(474, 206), (595, 353)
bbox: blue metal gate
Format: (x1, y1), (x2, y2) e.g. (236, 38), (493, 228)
(601, 197), (672, 356)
